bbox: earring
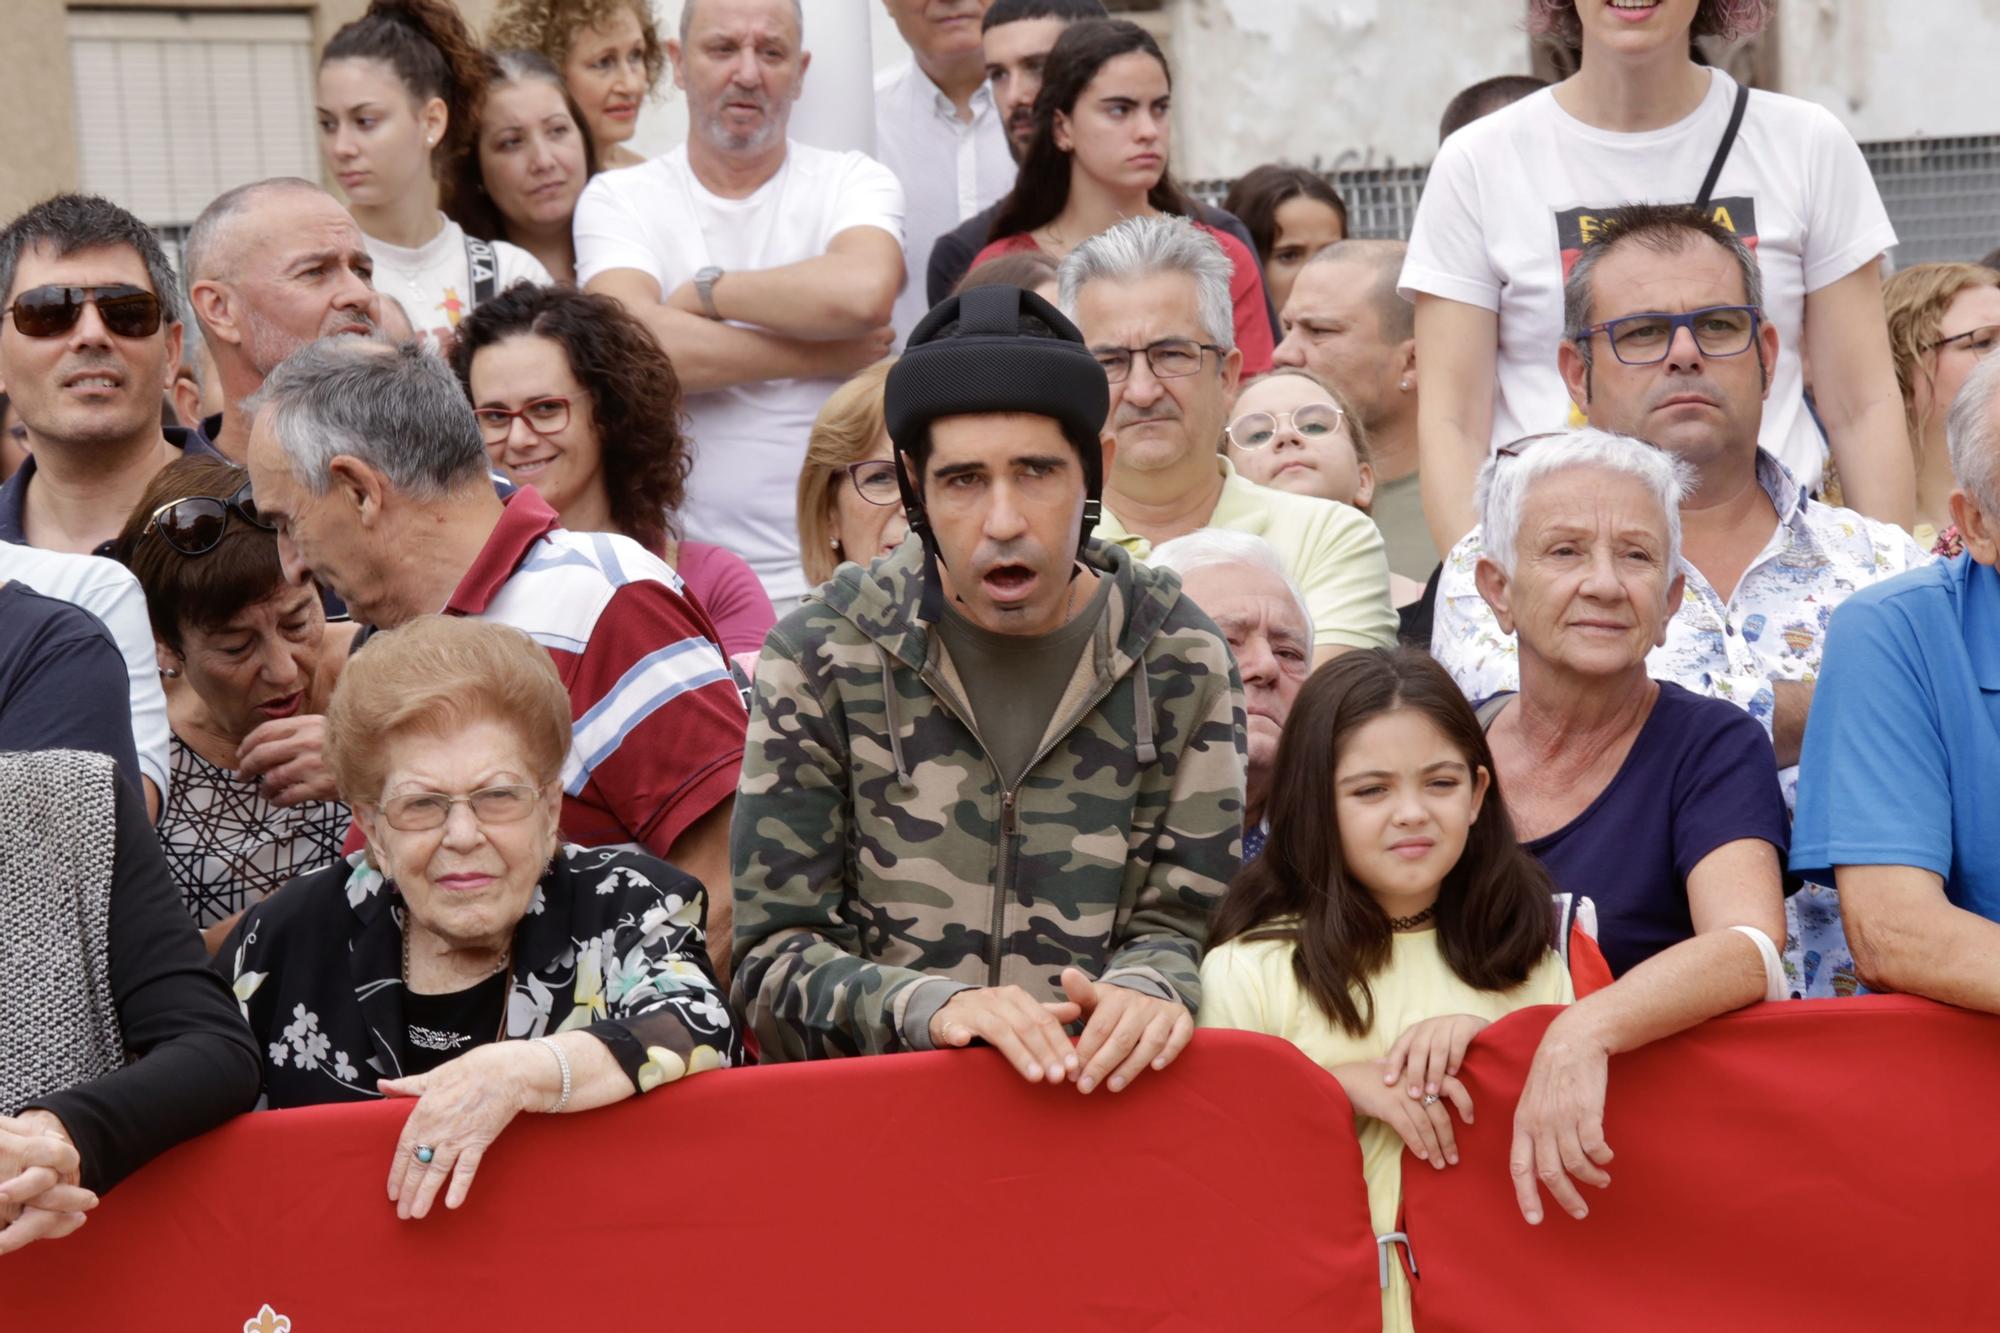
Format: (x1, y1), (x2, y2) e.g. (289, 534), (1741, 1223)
(830, 537), (842, 551)
(1399, 379), (1411, 392)
(160, 666), (180, 679)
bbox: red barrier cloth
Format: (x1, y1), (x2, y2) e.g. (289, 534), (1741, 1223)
(1402, 996), (2000, 1332)
(0, 1030), (1381, 1332)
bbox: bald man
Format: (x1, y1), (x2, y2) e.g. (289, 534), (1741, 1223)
(183, 177), (381, 462)
(1271, 240), (1429, 581)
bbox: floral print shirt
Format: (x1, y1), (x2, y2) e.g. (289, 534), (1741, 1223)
(220, 845), (743, 1107)
(1430, 450), (1929, 1000)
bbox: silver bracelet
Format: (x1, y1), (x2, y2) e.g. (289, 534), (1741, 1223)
(534, 1036), (572, 1113)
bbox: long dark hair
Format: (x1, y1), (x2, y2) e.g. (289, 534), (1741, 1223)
(986, 19), (1198, 242)
(322, 0), (489, 186)
(1222, 163), (1348, 268)
(446, 48), (600, 245)
(450, 283), (691, 552)
(1209, 648), (1555, 1037)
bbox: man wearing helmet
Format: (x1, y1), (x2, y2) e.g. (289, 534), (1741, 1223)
(731, 285), (1247, 1094)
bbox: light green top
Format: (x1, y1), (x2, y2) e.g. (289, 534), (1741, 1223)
(1097, 458), (1398, 650)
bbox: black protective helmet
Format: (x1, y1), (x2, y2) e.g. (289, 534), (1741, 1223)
(883, 285), (1110, 620)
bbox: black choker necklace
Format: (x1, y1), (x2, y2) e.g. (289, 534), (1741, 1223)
(1389, 905), (1436, 932)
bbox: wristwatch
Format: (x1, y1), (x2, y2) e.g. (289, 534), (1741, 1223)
(694, 266), (725, 320)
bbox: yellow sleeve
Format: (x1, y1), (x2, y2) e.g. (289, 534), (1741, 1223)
(1297, 504), (1398, 651)
(1197, 939), (1282, 1036)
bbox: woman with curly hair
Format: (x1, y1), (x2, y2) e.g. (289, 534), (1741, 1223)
(1881, 261), (2000, 550)
(317, 0), (552, 346)
(1403, 0), (1912, 559)
(451, 282), (775, 658)
(486, 0), (663, 169)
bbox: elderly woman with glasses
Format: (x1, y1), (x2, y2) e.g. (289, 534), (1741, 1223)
(452, 282), (774, 659)
(795, 359), (908, 591)
(219, 614), (740, 1220)
(115, 457), (356, 949)
(1464, 427), (1791, 1227)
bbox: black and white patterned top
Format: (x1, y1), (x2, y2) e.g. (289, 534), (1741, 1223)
(157, 736), (348, 926)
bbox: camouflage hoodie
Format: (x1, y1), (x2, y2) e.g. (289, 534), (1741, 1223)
(732, 537), (1247, 1063)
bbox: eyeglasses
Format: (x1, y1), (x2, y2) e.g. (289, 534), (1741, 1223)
(1227, 402), (1346, 449)
(844, 459), (902, 507)
(379, 784), (545, 832)
(141, 479), (274, 556)
(1928, 324), (2000, 356)
(1091, 337), (1222, 384)
(1574, 305), (1761, 366)
(6, 284), (164, 339)
(472, 396), (570, 444)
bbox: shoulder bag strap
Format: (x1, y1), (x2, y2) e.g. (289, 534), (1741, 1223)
(1694, 79), (1751, 213)
(462, 235), (499, 309)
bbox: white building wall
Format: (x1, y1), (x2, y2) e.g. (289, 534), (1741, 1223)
(1778, 0), (2000, 142)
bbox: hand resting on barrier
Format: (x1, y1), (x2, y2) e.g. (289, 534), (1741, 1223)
(0, 1112), (98, 1256)
(928, 966), (1196, 1094)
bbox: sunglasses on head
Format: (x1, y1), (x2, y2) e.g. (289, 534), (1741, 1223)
(141, 479), (274, 557)
(6, 284), (164, 339)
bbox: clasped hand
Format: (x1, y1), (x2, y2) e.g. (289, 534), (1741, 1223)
(928, 966), (1195, 1095)
(0, 1112), (97, 1256)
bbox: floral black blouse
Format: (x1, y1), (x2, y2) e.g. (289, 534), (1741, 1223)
(219, 845), (744, 1107)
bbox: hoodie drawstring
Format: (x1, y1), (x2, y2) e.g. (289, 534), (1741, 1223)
(1132, 655), (1157, 766)
(877, 644), (914, 789)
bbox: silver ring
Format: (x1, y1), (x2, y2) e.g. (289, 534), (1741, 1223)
(414, 1144), (436, 1164)
(1421, 1094), (1440, 1106)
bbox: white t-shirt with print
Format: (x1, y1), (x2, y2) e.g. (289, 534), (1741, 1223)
(362, 215), (551, 348)
(1400, 71), (1896, 494)
(573, 141), (906, 602)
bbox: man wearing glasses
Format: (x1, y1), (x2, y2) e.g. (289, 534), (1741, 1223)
(0, 194), (222, 557)
(1061, 215), (1396, 667)
(1430, 201), (1926, 999)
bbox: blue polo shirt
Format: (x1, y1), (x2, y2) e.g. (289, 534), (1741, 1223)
(1791, 553), (2000, 919)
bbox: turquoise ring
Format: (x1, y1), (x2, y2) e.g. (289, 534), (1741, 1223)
(414, 1144), (436, 1165)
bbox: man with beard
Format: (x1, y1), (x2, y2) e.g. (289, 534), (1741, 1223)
(1064, 215), (1397, 667)
(873, 0), (1014, 344)
(732, 284), (1246, 1085)
(578, 0), (905, 611)
(0, 194), (219, 558)
(181, 177), (382, 464)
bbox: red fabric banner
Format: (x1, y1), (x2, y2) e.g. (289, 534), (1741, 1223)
(1403, 995), (2000, 1331)
(0, 1031), (1381, 1332)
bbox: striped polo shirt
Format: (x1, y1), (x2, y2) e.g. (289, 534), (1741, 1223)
(445, 490), (746, 857)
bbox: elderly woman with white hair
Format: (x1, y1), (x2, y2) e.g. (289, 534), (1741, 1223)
(1468, 427), (1791, 1228)
(1150, 530), (1313, 861)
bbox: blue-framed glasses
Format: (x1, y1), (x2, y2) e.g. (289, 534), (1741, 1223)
(1575, 305), (1762, 366)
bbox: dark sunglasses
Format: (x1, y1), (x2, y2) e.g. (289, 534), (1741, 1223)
(6, 284), (164, 339)
(141, 479), (274, 556)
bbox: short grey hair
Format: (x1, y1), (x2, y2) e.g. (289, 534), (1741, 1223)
(182, 177), (325, 284)
(1561, 203), (1763, 369)
(679, 0), (803, 43)
(244, 338), (488, 501)
(1059, 214), (1237, 352)
(1149, 529), (1313, 643)
(1947, 350), (2000, 514)
(1476, 427), (1694, 576)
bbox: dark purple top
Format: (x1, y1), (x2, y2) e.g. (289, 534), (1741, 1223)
(1515, 682), (1791, 977)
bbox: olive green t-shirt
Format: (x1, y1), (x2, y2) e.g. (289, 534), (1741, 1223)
(936, 573), (1114, 789)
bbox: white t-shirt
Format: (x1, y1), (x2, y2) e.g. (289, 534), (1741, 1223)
(873, 61), (1014, 344)
(574, 141), (906, 601)
(0, 542), (170, 802)
(362, 215), (551, 348)
(1400, 71), (1896, 494)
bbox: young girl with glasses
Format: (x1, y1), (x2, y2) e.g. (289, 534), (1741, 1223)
(1198, 648), (1591, 1333)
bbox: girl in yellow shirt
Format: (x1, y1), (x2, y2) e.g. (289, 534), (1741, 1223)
(1198, 648), (1573, 1332)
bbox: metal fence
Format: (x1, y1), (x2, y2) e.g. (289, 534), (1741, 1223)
(1190, 133), (2000, 266)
